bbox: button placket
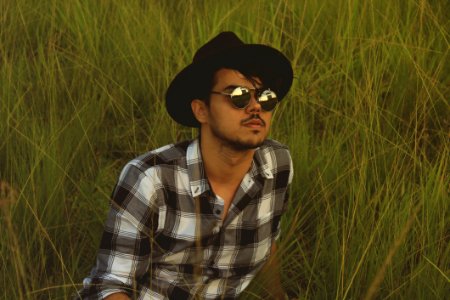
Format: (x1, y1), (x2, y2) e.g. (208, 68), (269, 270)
(212, 194), (224, 219)
(212, 219), (223, 234)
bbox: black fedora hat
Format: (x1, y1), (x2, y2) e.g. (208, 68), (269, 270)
(165, 31), (293, 127)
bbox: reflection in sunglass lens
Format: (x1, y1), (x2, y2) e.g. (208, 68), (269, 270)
(225, 86), (278, 111)
(258, 90), (278, 111)
(230, 87), (251, 108)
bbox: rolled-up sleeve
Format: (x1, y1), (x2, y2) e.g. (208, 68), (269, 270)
(76, 164), (159, 299)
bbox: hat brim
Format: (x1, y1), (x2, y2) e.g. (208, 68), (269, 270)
(166, 44), (293, 127)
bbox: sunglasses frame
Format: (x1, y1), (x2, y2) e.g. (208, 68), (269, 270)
(210, 86), (278, 111)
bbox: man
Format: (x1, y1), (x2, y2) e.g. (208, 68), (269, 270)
(78, 31), (294, 299)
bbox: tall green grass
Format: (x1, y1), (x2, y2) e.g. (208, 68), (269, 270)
(1, 0), (448, 299)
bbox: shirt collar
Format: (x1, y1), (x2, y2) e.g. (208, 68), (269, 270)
(251, 144), (274, 179)
(187, 138), (209, 197)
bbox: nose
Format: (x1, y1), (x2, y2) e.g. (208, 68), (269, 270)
(245, 91), (261, 113)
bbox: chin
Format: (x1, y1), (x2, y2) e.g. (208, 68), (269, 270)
(210, 125), (268, 150)
(229, 137), (266, 150)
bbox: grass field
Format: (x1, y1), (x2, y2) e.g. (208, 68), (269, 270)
(0, 0), (448, 299)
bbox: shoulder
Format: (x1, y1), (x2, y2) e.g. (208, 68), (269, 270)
(129, 140), (190, 170)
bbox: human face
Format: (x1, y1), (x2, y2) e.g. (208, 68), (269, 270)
(203, 68), (273, 151)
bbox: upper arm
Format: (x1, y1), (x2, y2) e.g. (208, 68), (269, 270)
(103, 164), (158, 274)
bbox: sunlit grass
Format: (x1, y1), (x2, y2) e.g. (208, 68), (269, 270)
(1, 0), (448, 299)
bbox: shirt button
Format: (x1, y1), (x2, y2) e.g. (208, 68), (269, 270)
(214, 209), (221, 215)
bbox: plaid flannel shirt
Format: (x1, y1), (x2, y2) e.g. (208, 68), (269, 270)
(77, 138), (293, 299)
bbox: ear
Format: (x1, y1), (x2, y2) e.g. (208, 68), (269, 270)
(191, 99), (208, 124)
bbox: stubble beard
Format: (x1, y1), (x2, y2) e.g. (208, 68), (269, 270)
(210, 124), (267, 151)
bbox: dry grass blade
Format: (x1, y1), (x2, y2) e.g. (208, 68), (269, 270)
(363, 203), (423, 300)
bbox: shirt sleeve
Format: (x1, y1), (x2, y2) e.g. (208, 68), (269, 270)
(274, 152), (293, 241)
(76, 164), (159, 299)
(283, 153), (294, 214)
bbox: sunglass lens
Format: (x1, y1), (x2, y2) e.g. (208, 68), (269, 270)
(230, 87), (251, 108)
(258, 90), (278, 111)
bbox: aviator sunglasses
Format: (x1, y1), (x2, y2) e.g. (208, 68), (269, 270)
(210, 86), (278, 111)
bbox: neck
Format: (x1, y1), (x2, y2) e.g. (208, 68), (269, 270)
(199, 135), (255, 184)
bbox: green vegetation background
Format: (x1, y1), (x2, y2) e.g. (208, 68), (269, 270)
(1, 0), (448, 299)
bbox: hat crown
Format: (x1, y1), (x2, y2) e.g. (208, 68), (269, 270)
(193, 32), (244, 63)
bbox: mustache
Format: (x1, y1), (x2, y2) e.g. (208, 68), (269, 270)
(241, 114), (266, 126)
